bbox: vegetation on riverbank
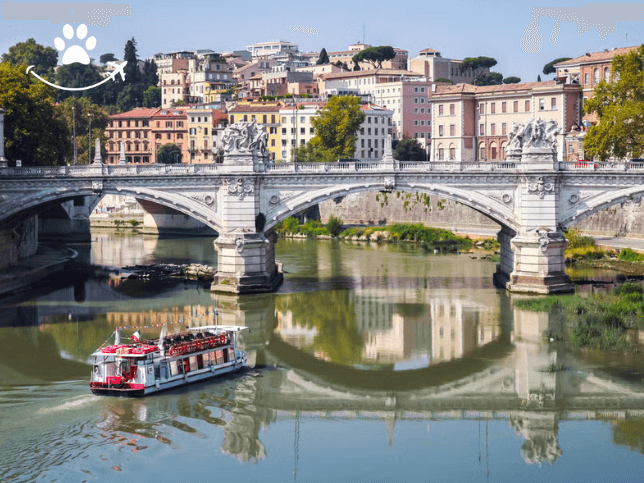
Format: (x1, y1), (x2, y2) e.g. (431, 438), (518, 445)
(514, 283), (644, 350)
(564, 228), (644, 274)
(275, 217), (496, 251)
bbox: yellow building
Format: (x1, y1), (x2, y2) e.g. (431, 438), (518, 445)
(186, 108), (227, 163)
(228, 101), (282, 160)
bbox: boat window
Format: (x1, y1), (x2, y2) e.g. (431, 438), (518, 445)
(183, 359), (190, 373)
(216, 350), (224, 365)
(196, 355), (204, 370)
(189, 356), (198, 372)
(170, 360), (182, 376)
(209, 351), (217, 363)
(202, 353), (210, 365)
(227, 348), (235, 362)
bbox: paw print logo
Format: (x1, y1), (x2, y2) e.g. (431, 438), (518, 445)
(54, 24), (97, 65)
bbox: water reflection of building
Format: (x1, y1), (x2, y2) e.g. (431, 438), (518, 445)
(106, 304), (217, 332)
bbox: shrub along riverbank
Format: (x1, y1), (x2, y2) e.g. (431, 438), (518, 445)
(515, 283), (644, 350)
(564, 228), (644, 275)
(275, 216), (499, 251)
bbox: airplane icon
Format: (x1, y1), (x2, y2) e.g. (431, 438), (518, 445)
(106, 61), (127, 81)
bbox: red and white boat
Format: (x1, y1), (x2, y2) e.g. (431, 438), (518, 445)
(90, 325), (249, 396)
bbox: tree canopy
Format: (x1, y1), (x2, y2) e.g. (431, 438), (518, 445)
(99, 53), (117, 65)
(583, 45), (644, 160)
(293, 96), (365, 162)
(56, 97), (109, 164)
(1, 38), (58, 76)
(474, 72), (503, 86)
(143, 85), (161, 108)
(503, 76), (521, 84)
(316, 48), (329, 65)
(459, 56), (497, 83)
(393, 138), (425, 161)
(434, 77), (453, 84)
(156, 144), (182, 164)
(352, 46), (395, 69)
(0, 62), (69, 165)
(543, 57), (572, 75)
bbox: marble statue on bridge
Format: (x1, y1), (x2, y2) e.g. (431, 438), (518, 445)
(506, 118), (561, 160)
(221, 120), (268, 156)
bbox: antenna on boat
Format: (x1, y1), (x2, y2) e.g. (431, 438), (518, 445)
(115, 328), (120, 345)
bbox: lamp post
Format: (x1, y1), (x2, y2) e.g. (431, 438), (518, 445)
(88, 112), (92, 164)
(72, 103), (77, 165)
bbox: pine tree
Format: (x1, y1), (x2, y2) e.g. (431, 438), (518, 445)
(537, 74), (542, 82)
(123, 38), (140, 84)
(316, 48), (329, 65)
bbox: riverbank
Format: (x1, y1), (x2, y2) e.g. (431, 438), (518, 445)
(515, 283), (644, 351)
(0, 245), (77, 298)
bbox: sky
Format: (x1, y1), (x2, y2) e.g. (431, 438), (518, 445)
(0, 0), (643, 83)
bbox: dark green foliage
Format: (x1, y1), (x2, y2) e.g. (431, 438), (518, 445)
(143, 86), (161, 108)
(459, 56), (498, 84)
(100, 53), (117, 64)
(1, 38), (58, 76)
(474, 72), (503, 86)
(351, 46), (395, 69)
(543, 57), (572, 75)
(156, 144), (182, 164)
(326, 216), (344, 237)
(503, 76), (521, 84)
(434, 77), (453, 84)
(537, 74), (542, 82)
(618, 248), (644, 262)
(393, 139), (426, 161)
(123, 38), (141, 84)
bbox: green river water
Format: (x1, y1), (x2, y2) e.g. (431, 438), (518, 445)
(1, 231), (644, 482)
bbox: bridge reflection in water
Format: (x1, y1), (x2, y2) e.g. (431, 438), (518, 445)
(4, 278), (644, 469)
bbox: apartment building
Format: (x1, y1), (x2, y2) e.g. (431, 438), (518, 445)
(246, 40), (299, 58)
(429, 81), (581, 162)
(409, 48), (485, 84)
(320, 44), (409, 71)
(277, 101), (392, 162)
(151, 108), (189, 163)
(105, 108), (157, 164)
(228, 102), (282, 160)
(187, 108), (218, 163)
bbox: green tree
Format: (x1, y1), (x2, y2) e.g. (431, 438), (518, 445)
(459, 56), (497, 83)
(308, 96), (365, 161)
(316, 48), (329, 65)
(475, 72), (503, 86)
(543, 57), (572, 75)
(394, 138), (426, 161)
(56, 97), (109, 164)
(352, 46), (395, 69)
(99, 53), (117, 64)
(0, 62), (69, 166)
(142, 60), (159, 86)
(123, 38), (141, 84)
(156, 143), (182, 164)
(326, 216), (344, 237)
(352, 60), (361, 71)
(537, 74), (542, 82)
(143, 85), (161, 107)
(584, 45), (644, 160)
(434, 77), (453, 84)
(116, 82), (145, 111)
(503, 76), (521, 84)
(54, 62), (105, 103)
(1, 38), (58, 76)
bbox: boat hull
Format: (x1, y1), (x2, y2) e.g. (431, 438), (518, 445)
(90, 358), (247, 397)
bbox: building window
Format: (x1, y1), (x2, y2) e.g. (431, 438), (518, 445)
(479, 124), (485, 136)
(584, 73), (589, 84)
(438, 148), (444, 160)
(480, 145), (486, 160)
(414, 108), (418, 114)
(439, 125), (444, 136)
(551, 98), (556, 109)
(449, 124), (455, 136)
(450, 147), (455, 160)
(502, 123), (507, 135)
(491, 146), (497, 159)
(525, 100), (530, 112)
(539, 98), (545, 111)
(594, 68), (599, 84)
(604, 67), (610, 82)
(513, 101), (518, 113)
(491, 123), (495, 135)
(501, 102), (506, 113)
(490, 103), (496, 114)
(420, 120), (425, 126)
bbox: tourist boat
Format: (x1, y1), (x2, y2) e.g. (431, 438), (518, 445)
(90, 325), (249, 396)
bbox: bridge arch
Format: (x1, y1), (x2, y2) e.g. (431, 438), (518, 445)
(264, 183), (520, 233)
(0, 186), (223, 233)
(559, 186), (644, 230)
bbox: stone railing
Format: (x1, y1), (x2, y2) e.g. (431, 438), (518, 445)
(559, 161), (632, 171)
(266, 161), (520, 173)
(0, 163), (220, 177)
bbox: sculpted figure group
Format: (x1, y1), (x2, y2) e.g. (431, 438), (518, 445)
(221, 120), (268, 155)
(507, 118), (561, 152)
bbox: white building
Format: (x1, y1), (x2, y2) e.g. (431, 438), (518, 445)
(247, 40), (299, 58)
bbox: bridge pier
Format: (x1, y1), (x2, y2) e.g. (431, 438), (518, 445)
(494, 226), (516, 287)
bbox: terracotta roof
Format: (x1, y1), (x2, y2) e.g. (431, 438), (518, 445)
(111, 108), (160, 119)
(211, 109), (228, 122)
(320, 69), (423, 80)
(419, 48), (440, 53)
(249, 73), (263, 80)
(229, 104), (282, 113)
(152, 109), (187, 118)
(555, 46), (640, 66)
(432, 81), (561, 96)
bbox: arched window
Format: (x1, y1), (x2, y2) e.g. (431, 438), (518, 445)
(500, 142), (507, 160)
(449, 143), (456, 160)
(604, 67), (610, 82)
(490, 142), (498, 160)
(594, 68), (599, 84)
(479, 142), (486, 161)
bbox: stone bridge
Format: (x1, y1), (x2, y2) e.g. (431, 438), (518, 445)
(1, 116), (644, 294)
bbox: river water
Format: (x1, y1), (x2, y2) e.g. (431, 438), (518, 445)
(1, 231), (644, 482)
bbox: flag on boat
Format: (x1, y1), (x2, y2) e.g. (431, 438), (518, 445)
(132, 330), (141, 343)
